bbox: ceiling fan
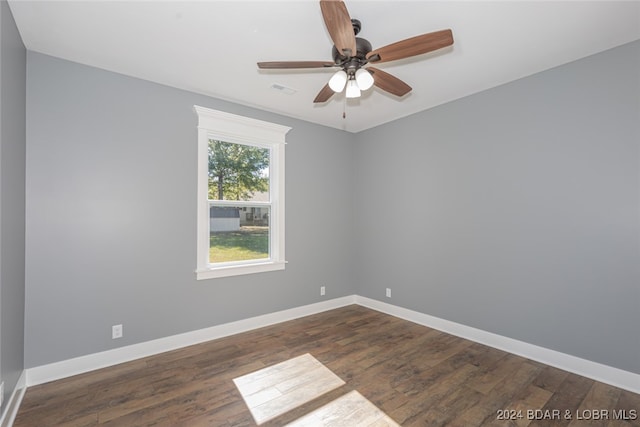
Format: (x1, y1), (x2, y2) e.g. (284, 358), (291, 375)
(257, 0), (454, 103)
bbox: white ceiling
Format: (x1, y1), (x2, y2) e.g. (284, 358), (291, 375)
(8, 1), (640, 133)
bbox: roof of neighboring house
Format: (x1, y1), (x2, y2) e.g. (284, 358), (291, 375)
(247, 191), (269, 202)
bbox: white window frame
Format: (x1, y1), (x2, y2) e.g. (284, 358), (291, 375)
(194, 106), (290, 280)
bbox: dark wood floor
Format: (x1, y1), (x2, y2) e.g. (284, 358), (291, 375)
(15, 305), (639, 426)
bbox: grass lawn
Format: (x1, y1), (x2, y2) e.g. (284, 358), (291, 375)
(209, 226), (269, 263)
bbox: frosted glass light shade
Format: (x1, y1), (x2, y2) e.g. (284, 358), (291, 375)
(355, 68), (374, 91)
(328, 70), (348, 93)
(345, 79), (361, 98)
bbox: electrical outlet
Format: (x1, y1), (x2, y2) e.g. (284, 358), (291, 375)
(112, 324), (123, 339)
(386, 288), (391, 298)
(320, 286), (326, 296)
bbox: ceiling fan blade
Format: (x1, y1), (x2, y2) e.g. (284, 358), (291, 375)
(368, 67), (412, 97)
(320, 0), (357, 58)
(367, 29), (453, 64)
(258, 61), (335, 69)
(313, 83), (335, 103)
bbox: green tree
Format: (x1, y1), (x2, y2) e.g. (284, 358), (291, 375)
(208, 140), (269, 200)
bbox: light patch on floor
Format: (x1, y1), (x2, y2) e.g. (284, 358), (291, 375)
(233, 353), (346, 425)
(285, 390), (400, 427)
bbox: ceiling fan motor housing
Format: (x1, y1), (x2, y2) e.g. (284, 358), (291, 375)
(332, 37), (372, 67)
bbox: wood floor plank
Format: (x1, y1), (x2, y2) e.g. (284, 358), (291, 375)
(409, 385), (485, 427)
(507, 384), (555, 427)
(448, 360), (543, 427)
(14, 305), (640, 427)
(568, 382), (622, 427)
(610, 390), (640, 427)
(390, 363), (480, 425)
(528, 373), (596, 427)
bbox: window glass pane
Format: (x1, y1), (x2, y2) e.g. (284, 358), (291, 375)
(195, 106), (289, 279)
(209, 204), (270, 264)
(208, 139), (270, 201)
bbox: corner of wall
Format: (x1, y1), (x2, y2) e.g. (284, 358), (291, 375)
(0, 371), (26, 427)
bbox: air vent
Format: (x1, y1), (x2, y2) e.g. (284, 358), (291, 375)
(270, 83), (297, 95)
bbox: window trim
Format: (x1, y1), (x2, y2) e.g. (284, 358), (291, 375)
(194, 106), (290, 280)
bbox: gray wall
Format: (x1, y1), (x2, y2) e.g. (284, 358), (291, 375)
(24, 52), (356, 368)
(0, 0), (26, 413)
(354, 41), (640, 374)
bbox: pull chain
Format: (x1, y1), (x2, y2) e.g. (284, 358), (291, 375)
(343, 97), (346, 119)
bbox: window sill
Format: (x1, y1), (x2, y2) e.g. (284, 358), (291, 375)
(196, 260), (286, 280)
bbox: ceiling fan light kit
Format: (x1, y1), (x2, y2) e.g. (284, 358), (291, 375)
(355, 68), (374, 91)
(345, 78), (361, 98)
(329, 70), (348, 92)
(257, 0), (454, 104)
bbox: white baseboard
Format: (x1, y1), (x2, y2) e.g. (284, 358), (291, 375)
(26, 295), (357, 387)
(355, 295), (640, 394)
(25, 294), (639, 396)
(0, 371), (27, 427)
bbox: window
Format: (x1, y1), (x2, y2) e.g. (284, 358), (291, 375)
(194, 106), (290, 279)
